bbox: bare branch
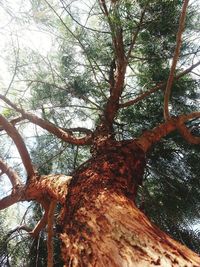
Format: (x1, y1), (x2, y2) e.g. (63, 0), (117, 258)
(62, 127), (93, 135)
(164, 0), (189, 120)
(136, 111), (200, 152)
(0, 158), (22, 187)
(29, 202), (49, 238)
(99, 1), (128, 127)
(0, 114), (35, 179)
(0, 94), (93, 145)
(119, 60), (200, 108)
(0, 185), (25, 210)
(177, 122), (200, 144)
(99, 0), (109, 17)
(0, 174), (71, 224)
(0, 116), (24, 132)
(15, 202), (49, 238)
(6, 225), (32, 236)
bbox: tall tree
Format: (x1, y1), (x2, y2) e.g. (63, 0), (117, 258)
(0, 0), (200, 266)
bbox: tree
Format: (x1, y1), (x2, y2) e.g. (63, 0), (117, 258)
(0, 0), (200, 266)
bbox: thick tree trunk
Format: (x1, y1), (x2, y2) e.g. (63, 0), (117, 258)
(61, 190), (200, 267)
(59, 141), (200, 266)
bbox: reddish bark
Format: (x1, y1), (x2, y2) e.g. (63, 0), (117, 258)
(0, 133), (200, 265)
(59, 141), (200, 266)
(0, 2), (199, 265)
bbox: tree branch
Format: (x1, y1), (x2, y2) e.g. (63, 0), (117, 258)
(62, 127), (93, 135)
(177, 122), (200, 144)
(0, 114), (35, 179)
(126, 3), (148, 60)
(6, 225), (32, 236)
(0, 116), (24, 132)
(0, 174), (71, 230)
(99, 0), (127, 128)
(25, 174), (72, 205)
(0, 94), (93, 146)
(60, 0), (110, 34)
(0, 158), (22, 187)
(136, 112), (200, 152)
(4, 36), (20, 96)
(119, 59), (200, 108)
(0, 185), (25, 210)
(7, 202), (49, 238)
(164, 0), (189, 120)
(29, 201), (49, 238)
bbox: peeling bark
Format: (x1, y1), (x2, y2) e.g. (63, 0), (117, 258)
(61, 190), (200, 267)
(59, 141), (200, 266)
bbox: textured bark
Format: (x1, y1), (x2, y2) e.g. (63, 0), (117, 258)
(61, 190), (200, 267)
(59, 141), (200, 266)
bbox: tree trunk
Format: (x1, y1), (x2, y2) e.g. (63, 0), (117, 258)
(61, 190), (200, 267)
(59, 141), (200, 266)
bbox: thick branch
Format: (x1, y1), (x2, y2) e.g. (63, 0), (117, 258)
(99, 0), (127, 128)
(0, 116), (24, 131)
(119, 60), (200, 108)
(0, 158), (22, 187)
(25, 174), (72, 205)
(29, 202), (49, 238)
(136, 112), (200, 152)
(0, 94), (93, 145)
(0, 185), (25, 210)
(164, 0), (189, 120)
(177, 123), (200, 144)
(0, 114), (35, 179)
(0, 173), (71, 213)
(62, 127), (93, 135)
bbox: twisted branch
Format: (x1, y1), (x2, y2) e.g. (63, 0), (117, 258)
(0, 94), (93, 146)
(0, 114), (35, 179)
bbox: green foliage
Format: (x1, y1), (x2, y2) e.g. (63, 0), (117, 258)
(1, 0), (200, 263)
(29, 0), (200, 254)
(0, 207), (32, 266)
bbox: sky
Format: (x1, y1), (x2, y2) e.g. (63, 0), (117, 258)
(0, 0), (199, 229)
(0, 1), (54, 91)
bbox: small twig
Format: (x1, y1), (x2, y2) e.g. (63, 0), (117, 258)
(60, 0), (110, 34)
(126, 3), (148, 60)
(43, 0), (107, 85)
(4, 34), (20, 96)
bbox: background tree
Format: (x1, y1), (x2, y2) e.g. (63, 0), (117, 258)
(0, 0), (200, 266)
